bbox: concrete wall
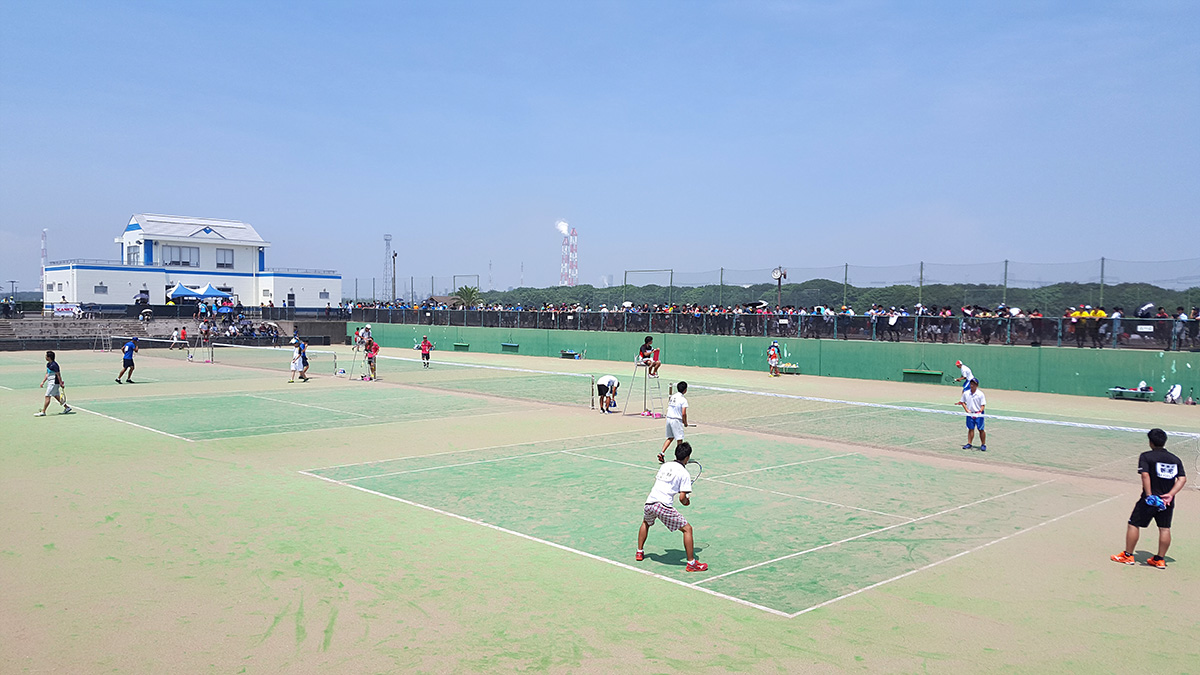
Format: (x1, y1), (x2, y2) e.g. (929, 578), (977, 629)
(360, 323), (1200, 398)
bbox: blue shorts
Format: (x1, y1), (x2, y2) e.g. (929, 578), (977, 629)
(966, 416), (985, 430)
(962, 380), (973, 391)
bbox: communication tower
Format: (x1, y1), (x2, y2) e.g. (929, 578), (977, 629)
(559, 225), (578, 286)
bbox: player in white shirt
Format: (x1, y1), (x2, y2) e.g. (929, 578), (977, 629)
(288, 339), (303, 383)
(596, 374), (619, 413)
(659, 381), (688, 463)
(636, 442), (708, 572)
(953, 360), (975, 391)
(956, 378), (987, 451)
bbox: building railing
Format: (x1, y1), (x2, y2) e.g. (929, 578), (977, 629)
(45, 260), (339, 276)
(344, 309), (1200, 351)
(265, 267), (339, 276)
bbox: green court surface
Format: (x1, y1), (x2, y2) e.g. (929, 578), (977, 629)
(2, 346), (1198, 672)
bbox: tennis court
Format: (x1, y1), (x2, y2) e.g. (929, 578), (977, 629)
(2, 344), (1198, 671)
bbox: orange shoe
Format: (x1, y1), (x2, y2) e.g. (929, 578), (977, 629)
(1110, 551), (1135, 565)
(685, 559), (708, 572)
(1147, 557), (1167, 569)
(635, 551), (644, 561)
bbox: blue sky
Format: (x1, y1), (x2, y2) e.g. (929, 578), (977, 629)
(1, 1), (1197, 293)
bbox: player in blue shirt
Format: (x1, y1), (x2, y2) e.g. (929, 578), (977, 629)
(116, 337), (139, 383)
(37, 350), (71, 416)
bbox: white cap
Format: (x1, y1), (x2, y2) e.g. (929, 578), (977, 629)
(365, 324), (371, 329)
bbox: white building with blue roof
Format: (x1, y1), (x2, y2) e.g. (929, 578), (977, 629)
(43, 214), (342, 307)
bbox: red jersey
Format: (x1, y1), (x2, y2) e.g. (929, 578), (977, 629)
(366, 342), (380, 357)
(420, 339), (433, 354)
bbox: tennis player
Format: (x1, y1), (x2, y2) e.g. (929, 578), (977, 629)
(659, 381), (688, 462)
(767, 340), (781, 377)
(639, 336), (661, 378)
(419, 335), (434, 368)
(364, 338), (379, 380)
(37, 350), (71, 416)
(1111, 428), (1187, 569)
(596, 374), (619, 413)
(116, 337), (138, 383)
(956, 378), (986, 451)
(169, 327), (182, 350)
(298, 338), (310, 381)
(288, 338), (303, 383)
(953, 360), (975, 391)
(637, 442), (707, 571)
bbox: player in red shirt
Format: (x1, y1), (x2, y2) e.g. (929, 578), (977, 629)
(419, 336), (434, 369)
(364, 338), (380, 380)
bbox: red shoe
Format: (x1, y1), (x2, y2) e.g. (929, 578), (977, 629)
(1110, 551), (1135, 565)
(686, 560), (708, 572)
(1147, 557), (1167, 569)
(635, 551), (644, 561)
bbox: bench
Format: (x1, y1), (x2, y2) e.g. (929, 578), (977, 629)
(560, 350), (582, 360)
(453, 342), (469, 351)
(1108, 388), (1154, 402)
(902, 368), (943, 383)
(778, 363), (799, 375)
(501, 342), (519, 353)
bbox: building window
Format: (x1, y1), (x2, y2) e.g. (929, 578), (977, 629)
(319, 291), (330, 299)
(163, 245), (200, 267)
(46, 283), (54, 291)
(94, 285), (108, 295)
(216, 248), (234, 269)
(263, 289), (271, 297)
(126, 245), (140, 265)
(57, 283), (63, 291)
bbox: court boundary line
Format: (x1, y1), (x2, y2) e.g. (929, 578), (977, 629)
(560, 450), (910, 519)
(708, 453), (857, 479)
(297, 470), (791, 618)
(72, 405), (194, 443)
(189, 408), (524, 439)
(786, 492), (1124, 617)
(693, 479), (1055, 585)
(245, 393), (373, 418)
(691, 385), (1200, 439)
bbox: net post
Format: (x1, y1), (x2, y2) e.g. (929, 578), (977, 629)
(590, 375), (595, 409)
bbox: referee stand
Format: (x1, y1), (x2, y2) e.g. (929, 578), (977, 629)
(623, 358), (665, 417)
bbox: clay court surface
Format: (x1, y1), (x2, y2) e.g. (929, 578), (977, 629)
(2, 345), (1197, 672)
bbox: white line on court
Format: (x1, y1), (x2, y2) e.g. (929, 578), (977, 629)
(192, 408), (528, 442)
(306, 428), (657, 472)
(787, 493), (1125, 617)
(246, 394), (372, 418)
(693, 479), (1056, 585)
(0, 384), (13, 391)
(297, 470), (790, 618)
(560, 449), (906, 519)
(707, 453), (857, 479)
(72, 406), (193, 443)
(705, 477), (910, 519)
(689, 385), (1200, 439)
(349, 437), (661, 481)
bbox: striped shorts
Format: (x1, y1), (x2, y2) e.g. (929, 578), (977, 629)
(644, 502), (687, 532)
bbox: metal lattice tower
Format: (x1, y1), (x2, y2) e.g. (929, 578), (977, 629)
(558, 221), (578, 287)
(568, 227), (578, 286)
(383, 234), (393, 299)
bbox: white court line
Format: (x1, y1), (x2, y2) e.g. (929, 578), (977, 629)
(246, 394), (372, 418)
(72, 406), (193, 443)
(349, 437), (660, 481)
(307, 428), (654, 472)
(705, 477), (910, 519)
(787, 493), (1124, 617)
(0, 384), (13, 391)
(193, 408), (527, 442)
(298, 470), (790, 618)
(708, 453), (857, 479)
(689, 385), (1200, 439)
(694, 480), (1055, 585)
(561, 449), (906, 519)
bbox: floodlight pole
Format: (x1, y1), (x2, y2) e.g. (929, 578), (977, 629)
(719, 268), (724, 307)
(6, 280), (16, 297)
(1003, 259), (1009, 305)
(842, 263), (849, 308)
(391, 253), (397, 302)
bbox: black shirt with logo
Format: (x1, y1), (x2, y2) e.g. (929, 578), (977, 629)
(1138, 448), (1186, 497)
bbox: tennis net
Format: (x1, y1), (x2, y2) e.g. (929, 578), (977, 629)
(680, 382), (1200, 484)
(111, 335), (197, 360)
(375, 354), (596, 408)
(206, 342), (340, 376)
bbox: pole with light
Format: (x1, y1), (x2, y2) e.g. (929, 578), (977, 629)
(772, 267), (787, 308)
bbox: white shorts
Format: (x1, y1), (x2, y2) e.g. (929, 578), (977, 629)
(291, 361), (303, 372)
(666, 418), (685, 440)
(45, 382), (60, 398)
(768, 357), (779, 367)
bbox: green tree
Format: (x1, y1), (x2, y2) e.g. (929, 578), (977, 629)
(451, 285), (482, 308)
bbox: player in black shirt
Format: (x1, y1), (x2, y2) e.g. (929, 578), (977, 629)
(1111, 428), (1187, 569)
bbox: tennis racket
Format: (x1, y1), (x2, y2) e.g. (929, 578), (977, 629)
(59, 383), (67, 406)
(687, 461), (703, 485)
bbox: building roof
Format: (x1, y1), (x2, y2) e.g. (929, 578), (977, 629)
(125, 214), (269, 246)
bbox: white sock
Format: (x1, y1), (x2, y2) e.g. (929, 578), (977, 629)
(637, 549), (643, 553)
(688, 559), (696, 565)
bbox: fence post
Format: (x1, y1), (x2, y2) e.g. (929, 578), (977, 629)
(918, 261), (924, 308)
(719, 267), (724, 307)
(843, 263), (849, 308)
(1099, 257), (1105, 307)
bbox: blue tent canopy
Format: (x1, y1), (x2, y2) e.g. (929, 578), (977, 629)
(197, 283), (231, 299)
(167, 283), (202, 299)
